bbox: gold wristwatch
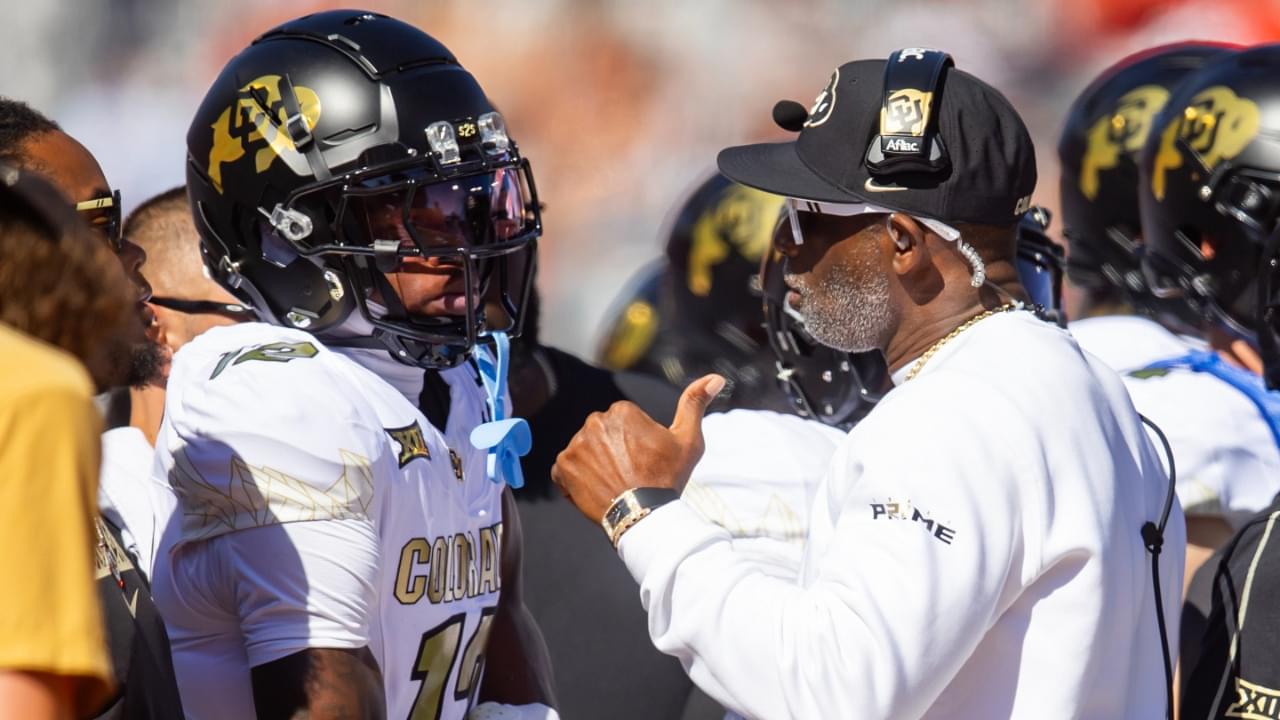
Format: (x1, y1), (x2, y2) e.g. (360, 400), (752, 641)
(601, 487), (679, 547)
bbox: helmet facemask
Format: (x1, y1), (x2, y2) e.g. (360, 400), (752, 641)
(1144, 157), (1278, 348)
(1014, 208), (1067, 326)
(275, 145), (540, 368)
(760, 217), (886, 429)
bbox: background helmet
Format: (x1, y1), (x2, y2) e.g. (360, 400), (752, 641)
(1058, 42), (1235, 309)
(760, 237), (886, 430)
(596, 173), (793, 411)
(595, 260), (664, 374)
(186, 10), (540, 368)
(1016, 206), (1067, 326)
(1139, 44), (1280, 348)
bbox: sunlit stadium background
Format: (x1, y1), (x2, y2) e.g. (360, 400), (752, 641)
(2, 0), (1273, 354)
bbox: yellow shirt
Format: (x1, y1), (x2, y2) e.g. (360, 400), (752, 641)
(0, 324), (113, 714)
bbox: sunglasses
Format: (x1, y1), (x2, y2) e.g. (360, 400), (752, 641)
(75, 189), (122, 251)
(782, 198), (962, 247)
(149, 296), (255, 321)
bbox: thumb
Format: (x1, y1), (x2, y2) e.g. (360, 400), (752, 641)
(669, 373), (726, 445)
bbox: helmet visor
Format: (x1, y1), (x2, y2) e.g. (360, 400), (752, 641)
(347, 164), (534, 259)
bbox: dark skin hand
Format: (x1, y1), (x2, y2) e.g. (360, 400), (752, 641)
(550, 374), (724, 525)
(251, 647), (384, 720)
(477, 487), (557, 706)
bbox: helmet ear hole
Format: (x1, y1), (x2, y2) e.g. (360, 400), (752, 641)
(259, 225), (301, 268)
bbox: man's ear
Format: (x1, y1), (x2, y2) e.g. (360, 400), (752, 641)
(149, 305), (173, 351)
(887, 213), (929, 274)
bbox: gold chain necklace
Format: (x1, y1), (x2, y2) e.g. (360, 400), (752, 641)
(903, 303), (1020, 382)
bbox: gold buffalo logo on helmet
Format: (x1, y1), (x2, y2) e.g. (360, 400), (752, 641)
(1079, 85), (1170, 200)
(207, 75), (322, 194)
(688, 185), (785, 297)
(1151, 85), (1261, 201)
(881, 89), (932, 137)
(600, 299), (659, 371)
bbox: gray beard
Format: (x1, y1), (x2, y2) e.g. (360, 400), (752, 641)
(799, 251), (895, 354)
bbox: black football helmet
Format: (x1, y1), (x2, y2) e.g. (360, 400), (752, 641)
(1138, 44), (1280, 378)
(596, 260), (664, 373)
(596, 173), (793, 410)
(760, 229), (887, 429)
(1058, 42), (1235, 310)
(186, 10), (539, 368)
(1015, 206), (1067, 326)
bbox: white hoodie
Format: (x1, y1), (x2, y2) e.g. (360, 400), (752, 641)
(618, 310), (1184, 719)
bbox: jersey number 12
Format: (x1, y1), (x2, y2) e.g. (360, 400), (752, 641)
(408, 608), (496, 720)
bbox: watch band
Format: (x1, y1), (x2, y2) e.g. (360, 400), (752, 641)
(601, 487), (679, 547)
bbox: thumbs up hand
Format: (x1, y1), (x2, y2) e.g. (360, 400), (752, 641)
(551, 374), (725, 525)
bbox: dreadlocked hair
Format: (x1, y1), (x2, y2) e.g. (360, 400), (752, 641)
(0, 191), (137, 384)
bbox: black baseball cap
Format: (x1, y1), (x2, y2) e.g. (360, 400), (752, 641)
(718, 53), (1037, 227)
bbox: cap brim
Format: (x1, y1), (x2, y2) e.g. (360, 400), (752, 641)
(717, 141), (866, 204)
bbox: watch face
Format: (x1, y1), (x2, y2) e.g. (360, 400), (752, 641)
(605, 500), (631, 529)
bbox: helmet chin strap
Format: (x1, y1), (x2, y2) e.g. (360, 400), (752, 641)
(324, 299), (383, 340)
(322, 292), (469, 368)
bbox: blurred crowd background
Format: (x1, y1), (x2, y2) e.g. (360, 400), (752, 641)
(2, 0), (1278, 355)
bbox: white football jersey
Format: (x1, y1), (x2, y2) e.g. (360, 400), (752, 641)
(1071, 315), (1280, 528)
(150, 322), (504, 720)
(98, 426), (158, 579)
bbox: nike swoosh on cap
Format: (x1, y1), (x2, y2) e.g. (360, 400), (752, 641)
(864, 178), (907, 192)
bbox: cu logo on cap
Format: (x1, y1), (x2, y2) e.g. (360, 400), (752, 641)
(804, 69), (839, 128)
(883, 89), (931, 136)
